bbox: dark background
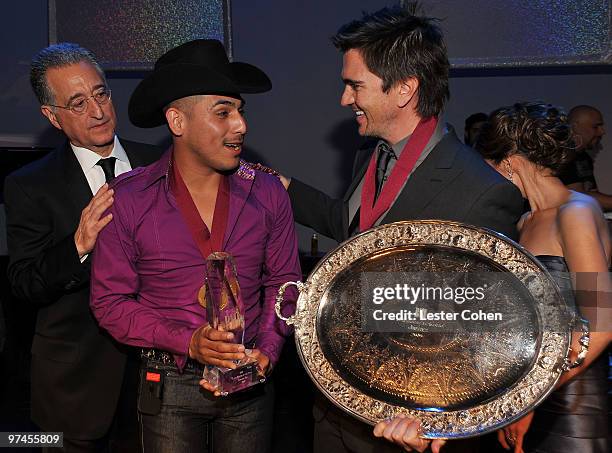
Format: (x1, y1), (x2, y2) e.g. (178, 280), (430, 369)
(0, 0), (611, 251)
(0, 0), (610, 447)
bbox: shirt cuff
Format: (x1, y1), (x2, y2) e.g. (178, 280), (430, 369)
(153, 321), (195, 357)
(257, 331), (286, 368)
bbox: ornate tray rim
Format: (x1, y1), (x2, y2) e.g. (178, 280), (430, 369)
(289, 220), (571, 439)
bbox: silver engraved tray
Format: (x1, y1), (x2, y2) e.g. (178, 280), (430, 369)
(276, 220), (572, 439)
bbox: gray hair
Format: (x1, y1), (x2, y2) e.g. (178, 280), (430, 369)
(30, 43), (105, 105)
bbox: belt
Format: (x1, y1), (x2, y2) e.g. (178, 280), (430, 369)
(141, 348), (205, 374)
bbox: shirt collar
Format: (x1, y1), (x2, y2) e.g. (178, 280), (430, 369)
(141, 146), (261, 194)
(380, 114), (448, 158)
(376, 132), (407, 160)
(71, 135), (128, 171)
(142, 147), (173, 191)
(390, 136), (408, 157)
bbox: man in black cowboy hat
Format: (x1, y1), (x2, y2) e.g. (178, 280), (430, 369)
(89, 39), (300, 453)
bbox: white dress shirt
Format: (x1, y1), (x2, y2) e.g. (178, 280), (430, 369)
(71, 136), (131, 262)
(71, 135), (132, 194)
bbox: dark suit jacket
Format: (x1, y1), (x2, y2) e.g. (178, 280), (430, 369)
(288, 130), (524, 242)
(4, 139), (163, 439)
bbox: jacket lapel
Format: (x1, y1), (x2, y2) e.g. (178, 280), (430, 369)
(383, 131), (463, 221)
(121, 138), (146, 168)
(57, 141), (94, 223)
(224, 164), (254, 249)
(341, 145), (375, 239)
(343, 145), (375, 203)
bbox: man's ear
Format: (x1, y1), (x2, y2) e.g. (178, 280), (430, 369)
(165, 107), (185, 136)
(397, 77), (419, 108)
(569, 122), (584, 148)
(40, 106), (62, 131)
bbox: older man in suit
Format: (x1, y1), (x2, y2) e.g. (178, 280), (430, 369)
(283, 6), (524, 453)
(4, 43), (162, 452)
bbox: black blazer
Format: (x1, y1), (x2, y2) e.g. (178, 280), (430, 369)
(4, 139), (163, 439)
(288, 130), (524, 242)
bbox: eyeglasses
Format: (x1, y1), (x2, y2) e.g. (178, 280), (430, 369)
(48, 88), (112, 115)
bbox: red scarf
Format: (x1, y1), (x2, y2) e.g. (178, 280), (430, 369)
(359, 116), (438, 231)
(171, 157), (230, 258)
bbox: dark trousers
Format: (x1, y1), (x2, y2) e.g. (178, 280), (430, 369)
(313, 395), (400, 453)
(272, 337), (315, 453)
(42, 355), (140, 453)
(313, 395), (485, 453)
(139, 360), (274, 453)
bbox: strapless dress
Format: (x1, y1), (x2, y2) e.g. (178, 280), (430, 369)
(523, 255), (609, 453)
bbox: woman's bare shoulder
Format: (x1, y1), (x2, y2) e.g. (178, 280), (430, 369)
(557, 192), (610, 270)
(558, 191), (603, 221)
(557, 191), (609, 252)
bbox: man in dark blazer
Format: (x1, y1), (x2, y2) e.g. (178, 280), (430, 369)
(284, 6), (524, 453)
(4, 43), (162, 452)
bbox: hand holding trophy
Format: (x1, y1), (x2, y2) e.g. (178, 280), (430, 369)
(196, 252), (266, 396)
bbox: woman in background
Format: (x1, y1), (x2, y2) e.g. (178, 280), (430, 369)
(475, 101), (611, 453)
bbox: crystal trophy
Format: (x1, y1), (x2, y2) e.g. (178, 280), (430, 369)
(199, 252), (265, 395)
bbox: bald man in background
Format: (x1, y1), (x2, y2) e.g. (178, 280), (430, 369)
(561, 105), (611, 210)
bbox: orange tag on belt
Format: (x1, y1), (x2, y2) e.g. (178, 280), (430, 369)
(146, 372), (161, 382)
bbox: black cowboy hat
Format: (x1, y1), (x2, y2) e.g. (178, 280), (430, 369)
(129, 39), (271, 128)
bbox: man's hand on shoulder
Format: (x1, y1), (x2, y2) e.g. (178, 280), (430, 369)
(279, 174), (291, 190)
(74, 184), (114, 259)
(249, 161), (290, 189)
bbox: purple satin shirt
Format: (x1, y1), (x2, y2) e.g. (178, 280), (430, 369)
(90, 151), (300, 369)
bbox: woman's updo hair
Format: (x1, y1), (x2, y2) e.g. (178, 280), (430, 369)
(474, 102), (575, 175)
